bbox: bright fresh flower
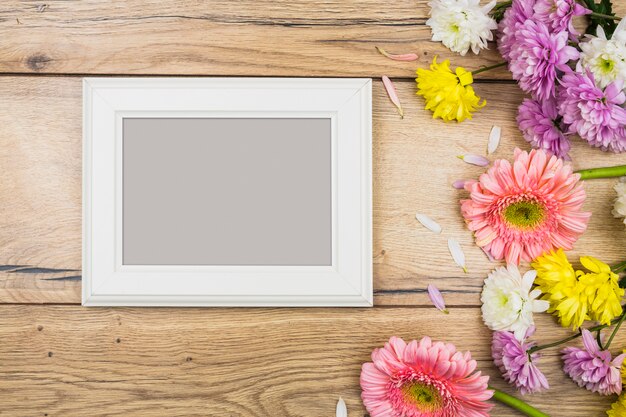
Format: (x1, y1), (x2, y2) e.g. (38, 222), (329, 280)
(578, 256), (624, 326)
(608, 395), (626, 417)
(533, 0), (590, 40)
(427, 0), (497, 56)
(579, 20), (626, 89)
(492, 327), (549, 394)
(461, 149), (590, 264)
(562, 329), (626, 395)
(532, 249), (580, 325)
(614, 177), (626, 227)
(481, 265), (549, 340)
(517, 98), (572, 159)
(508, 19), (579, 100)
(533, 251), (624, 329)
(498, 0), (537, 62)
(360, 336), (493, 417)
(416, 57), (486, 122)
(558, 71), (626, 153)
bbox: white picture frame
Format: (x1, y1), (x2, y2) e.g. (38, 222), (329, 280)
(83, 77), (372, 307)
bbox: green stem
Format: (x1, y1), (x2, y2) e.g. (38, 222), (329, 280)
(605, 309), (626, 350)
(527, 332), (586, 354)
(491, 389), (551, 417)
(527, 313), (626, 354)
(472, 62), (508, 75)
(613, 260), (626, 274)
(575, 165), (626, 180)
(590, 11), (622, 21)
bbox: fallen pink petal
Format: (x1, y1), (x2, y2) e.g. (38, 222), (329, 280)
(375, 46), (419, 61)
(382, 76), (404, 119)
(458, 154), (490, 167)
(427, 284), (448, 313)
(452, 179), (467, 189)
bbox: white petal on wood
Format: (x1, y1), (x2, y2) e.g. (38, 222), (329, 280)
(336, 397), (347, 417)
(487, 125), (501, 154)
(448, 238), (468, 273)
(415, 213), (442, 234)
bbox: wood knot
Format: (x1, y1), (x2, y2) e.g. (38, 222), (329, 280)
(47, 351), (53, 357)
(186, 356), (193, 362)
(115, 338), (121, 343)
(37, 325), (44, 331)
(26, 54), (51, 71)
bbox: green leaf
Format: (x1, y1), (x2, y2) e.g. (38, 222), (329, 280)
(584, 0), (618, 38)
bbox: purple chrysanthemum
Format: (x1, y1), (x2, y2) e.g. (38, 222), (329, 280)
(561, 329), (625, 395)
(517, 98), (572, 159)
(492, 327), (549, 394)
(558, 71), (626, 153)
(509, 19), (579, 101)
(534, 0), (591, 41)
(497, 0), (537, 61)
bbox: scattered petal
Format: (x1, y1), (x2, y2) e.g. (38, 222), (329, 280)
(375, 46), (419, 61)
(487, 125), (501, 154)
(457, 154), (489, 167)
(448, 238), (468, 273)
(336, 397), (347, 417)
(415, 213), (442, 234)
(452, 179), (467, 189)
(382, 76), (404, 119)
(427, 284), (449, 313)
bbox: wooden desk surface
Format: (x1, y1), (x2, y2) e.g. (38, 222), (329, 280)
(1, 1), (625, 415)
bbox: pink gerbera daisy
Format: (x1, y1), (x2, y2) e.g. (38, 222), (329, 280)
(360, 336), (493, 417)
(461, 148), (590, 264)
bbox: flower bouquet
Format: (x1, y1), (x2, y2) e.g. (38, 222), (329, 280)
(358, 0), (626, 416)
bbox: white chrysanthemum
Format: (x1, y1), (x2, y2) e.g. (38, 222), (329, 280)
(481, 265), (549, 340)
(427, 0), (497, 56)
(579, 20), (626, 89)
(613, 177), (626, 227)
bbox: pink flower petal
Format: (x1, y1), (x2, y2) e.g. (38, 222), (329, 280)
(452, 179), (468, 189)
(382, 76), (404, 119)
(427, 284), (448, 314)
(375, 46), (419, 62)
(458, 154), (490, 167)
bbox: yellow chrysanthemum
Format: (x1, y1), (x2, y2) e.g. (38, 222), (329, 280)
(532, 251), (624, 330)
(578, 256), (624, 326)
(415, 57), (485, 122)
(608, 394), (626, 417)
(532, 249), (587, 330)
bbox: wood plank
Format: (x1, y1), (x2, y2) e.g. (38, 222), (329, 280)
(4, 1), (622, 78)
(0, 305), (623, 416)
(0, 76), (625, 305)
(0, 0), (506, 78)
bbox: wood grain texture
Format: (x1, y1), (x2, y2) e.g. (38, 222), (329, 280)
(3, 1), (622, 79)
(0, 77), (624, 306)
(2, 2), (626, 415)
(1, 306), (624, 417)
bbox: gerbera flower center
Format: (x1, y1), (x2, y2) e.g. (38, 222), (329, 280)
(401, 381), (444, 412)
(503, 200), (546, 229)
